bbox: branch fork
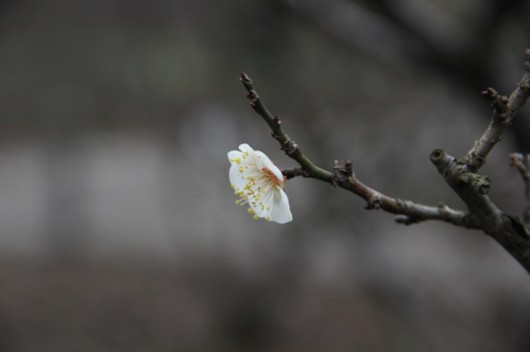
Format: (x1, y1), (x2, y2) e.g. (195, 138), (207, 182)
(481, 87), (508, 116)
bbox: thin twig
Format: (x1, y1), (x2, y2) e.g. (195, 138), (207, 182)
(240, 72), (332, 182)
(240, 72), (475, 228)
(239, 49), (530, 273)
(510, 153), (530, 225)
(282, 167), (309, 180)
(426, 51), (530, 273)
(465, 49), (530, 171)
(332, 160), (477, 228)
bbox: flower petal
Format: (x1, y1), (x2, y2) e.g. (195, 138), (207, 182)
(227, 150), (242, 164)
(260, 154), (284, 182)
(252, 151), (266, 169)
(228, 143), (292, 224)
(247, 187), (273, 218)
(252, 151), (283, 182)
(229, 164), (246, 190)
(239, 143), (254, 153)
(269, 188), (292, 224)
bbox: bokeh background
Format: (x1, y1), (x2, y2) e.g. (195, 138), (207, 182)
(0, 0), (530, 351)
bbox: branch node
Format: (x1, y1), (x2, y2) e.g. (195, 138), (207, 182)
(282, 167), (309, 180)
(467, 173), (491, 195)
(333, 160), (354, 178)
(247, 90), (259, 102)
(344, 160), (353, 176)
(332, 160), (355, 188)
(280, 140), (298, 156)
(366, 194), (382, 209)
(437, 202), (448, 212)
(395, 215), (419, 225)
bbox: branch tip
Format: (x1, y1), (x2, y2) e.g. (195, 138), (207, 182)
(481, 87), (497, 97)
(430, 149), (445, 163)
(481, 87), (507, 112)
(510, 152), (530, 179)
(510, 152), (523, 166)
(240, 71), (252, 84)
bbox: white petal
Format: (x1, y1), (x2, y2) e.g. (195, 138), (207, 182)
(269, 188), (292, 224)
(248, 190), (273, 218)
(228, 147), (260, 189)
(229, 164), (246, 190)
(239, 143), (254, 153)
(227, 150), (242, 163)
(249, 204), (267, 219)
(261, 155), (284, 182)
(253, 151), (283, 181)
(253, 151), (267, 169)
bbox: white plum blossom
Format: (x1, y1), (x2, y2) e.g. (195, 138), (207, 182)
(228, 143), (292, 224)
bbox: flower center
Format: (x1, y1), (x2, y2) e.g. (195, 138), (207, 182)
(262, 167), (284, 187)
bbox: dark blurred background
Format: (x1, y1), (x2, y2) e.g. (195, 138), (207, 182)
(0, 0), (530, 351)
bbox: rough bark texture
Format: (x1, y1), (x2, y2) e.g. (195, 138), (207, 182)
(431, 149), (530, 272)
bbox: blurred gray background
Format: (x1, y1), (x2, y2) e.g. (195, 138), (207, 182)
(0, 0), (530, 351)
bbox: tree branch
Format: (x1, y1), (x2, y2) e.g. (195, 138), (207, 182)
(240, 72), (475, 228)
(240, 49), (530, 273)
(430, 149), (502, 228)
(282, 167), (310, 180)
(279, 0), (530, 154)
(332, 160), (477, 228)
(240, 72), (332, 183)
(427, 50), (530, 272)
(511, 153), (530, 225)
(464, 49), (530, 171)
